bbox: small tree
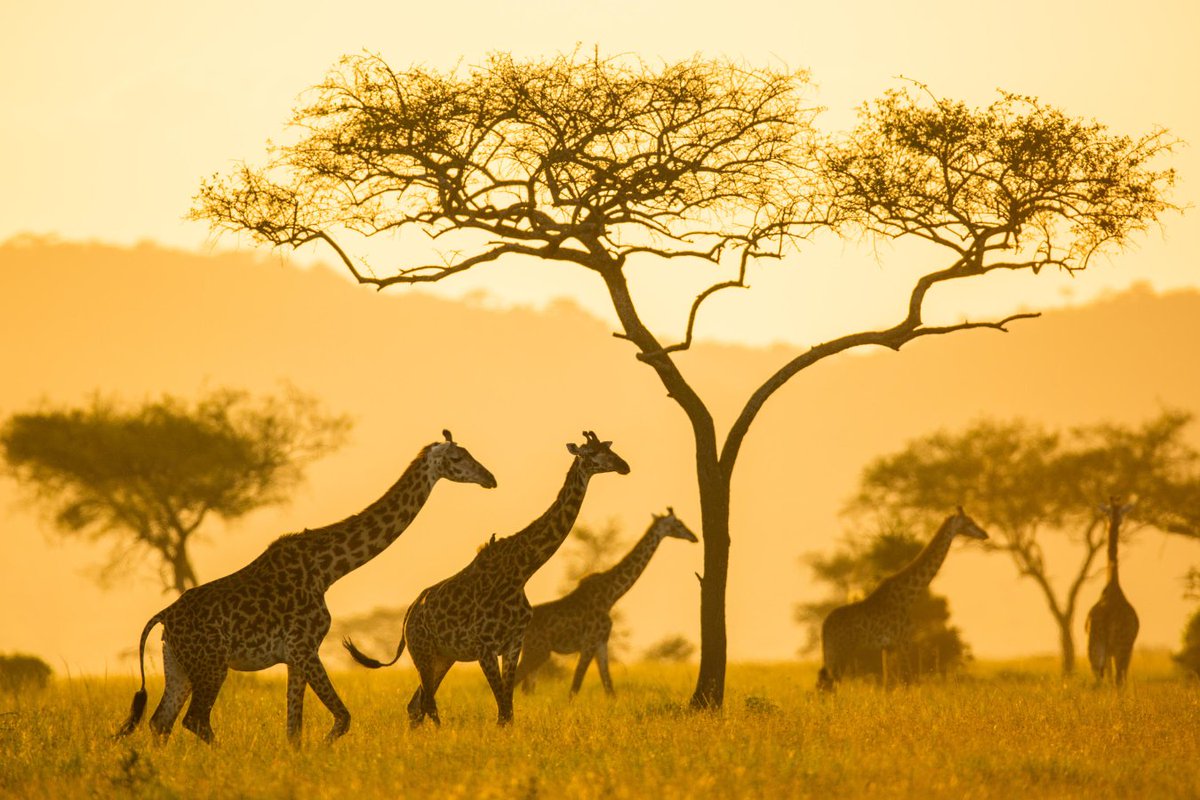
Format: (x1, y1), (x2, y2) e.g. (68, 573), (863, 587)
(193, 52), (1176, 707)
(0, 654), (53, 694)
(852, 411), (1200, 676)
(1, 387), (350, 594)
(796, 523), (971, 682)
(642, 635), (697, 663)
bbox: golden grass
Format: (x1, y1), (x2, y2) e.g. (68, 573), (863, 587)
(1, 656), (1197, 799)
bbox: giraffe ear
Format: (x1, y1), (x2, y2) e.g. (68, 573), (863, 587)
(443, 429), (453, 443)
(667, 506), (675, 516)
(567, 443), (581, 455)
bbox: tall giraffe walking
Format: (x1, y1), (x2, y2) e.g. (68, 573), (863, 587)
(344, 431), (629, 726)
(116, 430), (496, 746)
(1085, 499), (1140, 687)
(817, 507), (988, 692)
(516, 508), (697, 696)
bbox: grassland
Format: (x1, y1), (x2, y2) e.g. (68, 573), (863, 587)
(1, 655), (1197, 799)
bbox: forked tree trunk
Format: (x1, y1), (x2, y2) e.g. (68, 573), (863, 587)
(1058, 616), (1076, 676)
(690, 458), (732, 709)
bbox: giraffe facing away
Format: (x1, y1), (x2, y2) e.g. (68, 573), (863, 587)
(515, 508), (697, 696)
(116, 430), (496, 746)
(344, 431), (630, 727)
(1085, 499), (1140, 687)
(817, 507), (988, 692)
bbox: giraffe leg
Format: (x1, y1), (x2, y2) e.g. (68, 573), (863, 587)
(478, 655), (512, 726)
(149, 641), (191, 740)
(515, 643), (551, 695)
(500, 643), (521, 716)
(881, 648), (892, 691)
(301, 657), (351, 743)
(569, 648), (595, 697)
(1114, 649), (1133, 688)
(408, 656), (451, 728)
(181, 662), (228, 744)
(595, 641), (615, 697)
(285, 664), (306, 747)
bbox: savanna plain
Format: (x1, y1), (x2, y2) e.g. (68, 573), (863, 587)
(1, 655), (1197, 799)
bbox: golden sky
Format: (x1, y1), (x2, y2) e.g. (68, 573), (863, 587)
(1, 2), (1199, 673)
(2, 0), (1197, 346)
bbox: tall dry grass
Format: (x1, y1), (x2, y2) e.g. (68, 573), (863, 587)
(1, 655), (1196, 799)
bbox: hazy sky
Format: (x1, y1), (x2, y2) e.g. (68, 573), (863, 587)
(2, 0), (1197, 346)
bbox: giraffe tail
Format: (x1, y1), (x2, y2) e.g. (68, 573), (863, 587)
(343, 634), (406, 669)
(116, 611), (165, 738)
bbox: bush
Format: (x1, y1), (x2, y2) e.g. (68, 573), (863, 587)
(0, 653), (53, 693)
(1174, 608), (1200, 677)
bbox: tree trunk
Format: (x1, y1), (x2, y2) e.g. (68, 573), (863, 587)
(690, 462), (732, 710)
(169, 541), (198, 596)
(1058, 616), (1076, 677)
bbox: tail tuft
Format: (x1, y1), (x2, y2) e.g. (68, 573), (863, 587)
(115, 689), (148, 738)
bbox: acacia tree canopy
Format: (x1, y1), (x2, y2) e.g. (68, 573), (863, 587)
(192, 51), (1178, 708)
(849, 411), (1200, 675)
(1, 387), (351, 594)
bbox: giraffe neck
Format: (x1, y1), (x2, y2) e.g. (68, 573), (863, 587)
(890, 516), (957, 598)
(1106, 511), (1122, 586)
(304, 447), (437, 588)
(594, 525), (663, 607)
(510, 458), (591, 581)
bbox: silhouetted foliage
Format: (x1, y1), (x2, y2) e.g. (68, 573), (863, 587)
(851, 411), (1200, 676)
(193, 50), (1177, 708)
(1174, 608), (1200, 678)
(641, 635), (697, 663)
(797, 525), (970, 681)
(1, 387), (350, 594)
(0, 653), (52, 694)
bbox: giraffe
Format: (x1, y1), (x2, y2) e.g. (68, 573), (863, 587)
(817, 507), (988, 692)
(1085, 498), (1139, 687)
(115, 430), (496, 746)
(344, 430), (629, 727)
(515, 508), (697, 697)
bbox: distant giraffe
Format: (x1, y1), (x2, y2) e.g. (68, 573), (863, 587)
(817, 507), (988, 692)
(1085, 499), (1140, 687)
(344, 431), (629, 726)
(516, 508), (698, 696)
(116, 430), (496, 746)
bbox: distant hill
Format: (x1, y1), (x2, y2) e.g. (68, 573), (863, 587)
(2, 236), (1198, 672)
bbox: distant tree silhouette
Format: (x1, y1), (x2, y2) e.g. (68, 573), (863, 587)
(0, 653), (53, 694)
(1, 387), (350, 594)
(193, 51), (1177, 707)
(796, 523), (970, 682)
(851, 411), (1200, 676)
(642, 635), (697, 663)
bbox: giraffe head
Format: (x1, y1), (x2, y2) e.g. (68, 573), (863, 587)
(948, 506), (988, 540)
(427, 429), (498, 488)
(651, 507), (699, 542)
(565, 430), (631, 476)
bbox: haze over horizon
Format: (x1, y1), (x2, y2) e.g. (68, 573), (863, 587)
(2, 238), (1198, 675)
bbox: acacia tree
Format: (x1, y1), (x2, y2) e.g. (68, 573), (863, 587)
(193, 52), (1176, 707)
(850, 412), (1200, 675)
(1, 387), (350, 594)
